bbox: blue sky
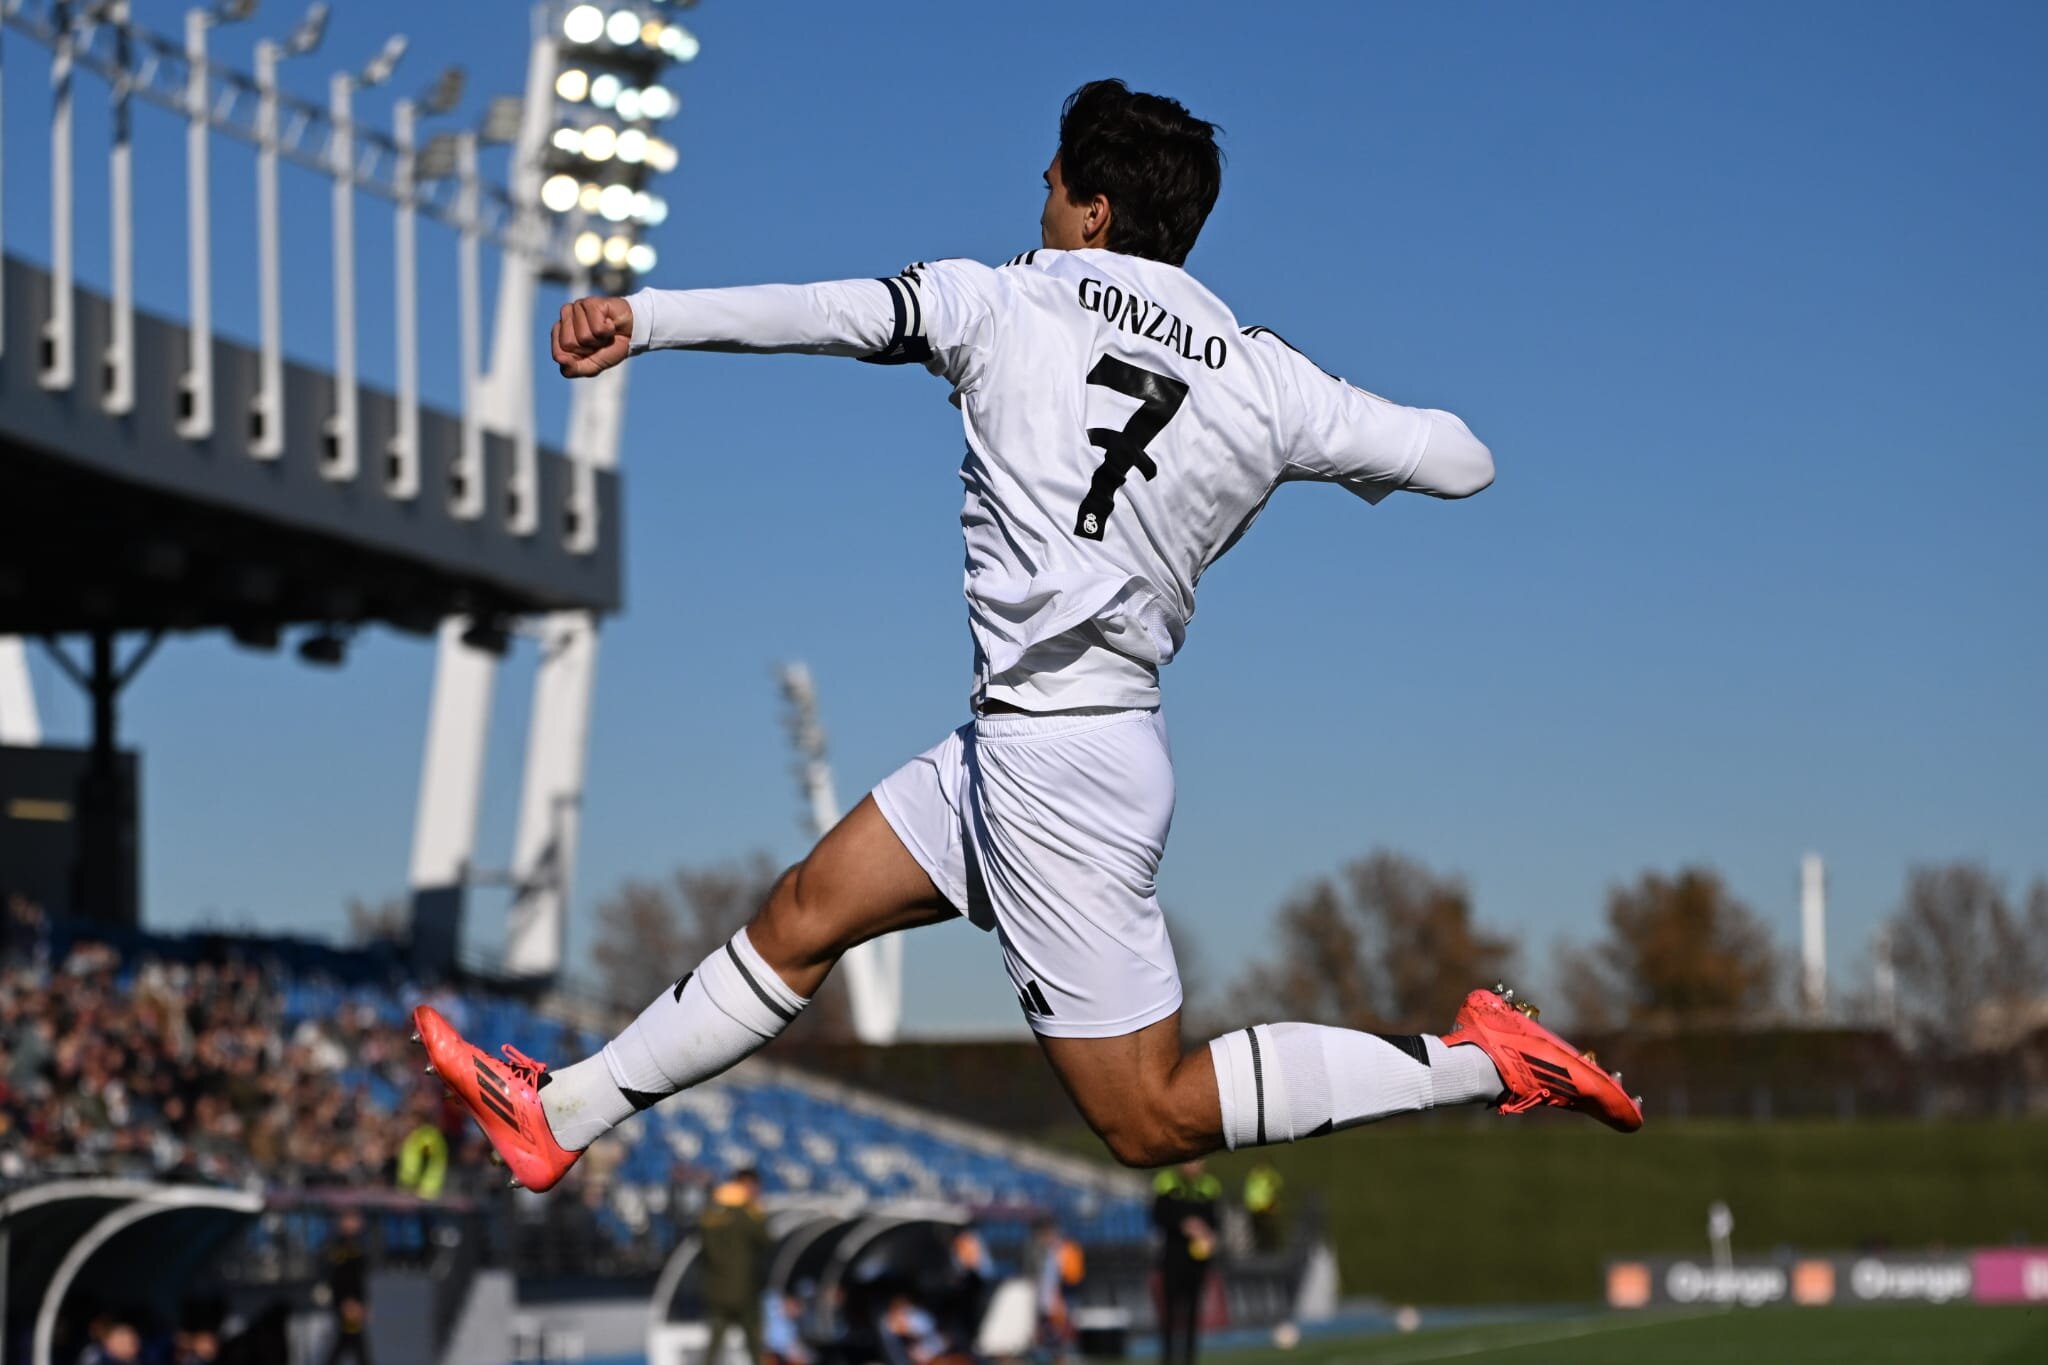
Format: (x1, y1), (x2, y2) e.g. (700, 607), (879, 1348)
(5, 2), (2043, 1034)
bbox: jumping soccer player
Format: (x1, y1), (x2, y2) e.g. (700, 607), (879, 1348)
(414, 80), (1642, 1193)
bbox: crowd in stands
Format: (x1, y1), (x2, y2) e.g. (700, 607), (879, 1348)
(0, 937), (491, 1194)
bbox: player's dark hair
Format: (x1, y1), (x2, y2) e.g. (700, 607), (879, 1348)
(1057, 79), (1221, 266)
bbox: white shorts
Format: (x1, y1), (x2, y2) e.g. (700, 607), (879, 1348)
(872, 708), (1182, 1039)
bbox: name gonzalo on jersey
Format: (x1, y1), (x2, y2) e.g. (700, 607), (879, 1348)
(1076, 278), (1228, 370)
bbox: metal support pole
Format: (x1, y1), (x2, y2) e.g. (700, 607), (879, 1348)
(503, 613), (596, 977)
(251, 38), (284, 457)
(484, 34), (557, 538)
(0, 639), (41, 747)
(1, 17), (10, 360)
(324, 70), (358, 480)
(103, 0), (135, 415)
(452, 131), (484, 518)
(77, 629), (121, 925)
(40, 0), (75, 390)
(177, 7), (213, 438)
(409, 619), (499, 963)
(389, 97), (420, 497)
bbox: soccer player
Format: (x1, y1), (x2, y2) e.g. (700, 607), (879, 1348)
(414, 80), (1642, 1194)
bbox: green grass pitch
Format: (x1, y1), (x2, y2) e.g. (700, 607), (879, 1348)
(1207, 1304), (2048, 1364)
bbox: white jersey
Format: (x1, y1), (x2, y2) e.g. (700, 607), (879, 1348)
(628, 248), (1493, 710)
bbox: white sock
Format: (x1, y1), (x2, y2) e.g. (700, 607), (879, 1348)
(540, 928), (807, 1150)
(1207, 1024), (1503, 1150)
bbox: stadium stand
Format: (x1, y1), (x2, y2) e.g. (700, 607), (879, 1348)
(1, 926), (1145, 1239)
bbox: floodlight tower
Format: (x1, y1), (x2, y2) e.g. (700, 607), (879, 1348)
(413, 1), (700, 980)
(1800, 852), (1827, 1019)
(779, 664), (903, 1043)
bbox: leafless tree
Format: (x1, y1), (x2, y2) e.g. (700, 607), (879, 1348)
(590, 854), (856, 1040)
(1888, 862), (2048, 1055)
(344, 895), (409, 947)
(1226, 851), (1516, 1032)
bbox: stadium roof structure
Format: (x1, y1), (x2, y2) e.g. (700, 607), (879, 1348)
(0, 256), (621, 639)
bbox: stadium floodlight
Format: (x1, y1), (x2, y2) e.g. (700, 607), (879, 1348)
(573, 231), (604, 267)
(589, 73), (621, 109)
(627, 242), (656, 273)
(602, 233), (631, 266)
(644, 138), (677, 174)
(661, 23), (700, 62)
(286, 1), (328, 56)
(616, 128), (648, 163)
(605, 9), (641, 46)
(422, 64), (467, 115)
(540, 173), (581, 212)
(297, 630), (348, 667)
(577, 183), (603, 213)
(614, 87), (642, 121)
(639, 85), (677, 120)
(580, 124), (617, 161)
(562, 4), (605, 45)
(480, 95), (525, 144)
(635, 192), (667, 225)
(555, 68), (590, 102)
(359, 33), (409, 88)
(417, 131), (461, 181)
(551, 126), (583, 154)
(597, 183), (634, 221)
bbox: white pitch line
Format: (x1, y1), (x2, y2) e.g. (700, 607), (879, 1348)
(1312, 1308), (1720, 1365)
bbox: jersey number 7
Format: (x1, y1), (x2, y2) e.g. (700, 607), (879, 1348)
(1075, 355), (1188, 541)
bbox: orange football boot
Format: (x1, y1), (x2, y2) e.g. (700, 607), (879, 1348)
(412, 1004), (582, 1192)
(1443, 984), (1644, 1133)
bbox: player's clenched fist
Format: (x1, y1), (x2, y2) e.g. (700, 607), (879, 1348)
(552, 296), (634, 377)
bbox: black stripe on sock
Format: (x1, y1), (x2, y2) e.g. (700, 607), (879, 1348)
(1246, 1028), (1267, 1146)
(1376, 1033), (1430, 1066)
(671, 971), (692, 1003)
(621, 1088), (665, 1112)
(727, 942), (797, 1023)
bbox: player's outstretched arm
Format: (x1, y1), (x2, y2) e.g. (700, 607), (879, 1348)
(552, 296), (634, 378)
(1259, 332), (1495, 502)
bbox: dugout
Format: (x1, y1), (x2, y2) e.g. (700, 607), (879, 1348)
(0, 1179), (263, 1365)
(646, 1204), (1001, 1365)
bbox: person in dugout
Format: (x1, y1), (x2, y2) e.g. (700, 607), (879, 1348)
(1153, 1159), (1221, 1365)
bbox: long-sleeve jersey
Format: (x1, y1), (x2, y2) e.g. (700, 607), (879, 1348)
(628, 248), (1493, 710)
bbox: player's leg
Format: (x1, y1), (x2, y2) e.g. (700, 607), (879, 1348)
(414, 720), (972, 1191)
(1034, 1008), (1503, 1166)
(1040, 993), (1645, 1167)
(538, 794), (956, 1148)
(967, 711), (1516, 1164)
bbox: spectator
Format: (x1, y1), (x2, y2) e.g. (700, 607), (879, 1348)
(1024, 1216), (1073, 1365)
(883, 1292), (970, 1365)
(1243, 1163), (1285, 1252)
(324, 1210), (373, 1364)
(1153, 1159), (1220, 1365)
(700, 1167), (770, 1365)
(944, 1222), (993, 1344)
(76, 1320), (140, 1364)
(762, 1289), (814, 1365)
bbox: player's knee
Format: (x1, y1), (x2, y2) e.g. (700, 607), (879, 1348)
(1096, 1095), (1206, 1169)
(757, 858), (845, 967)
